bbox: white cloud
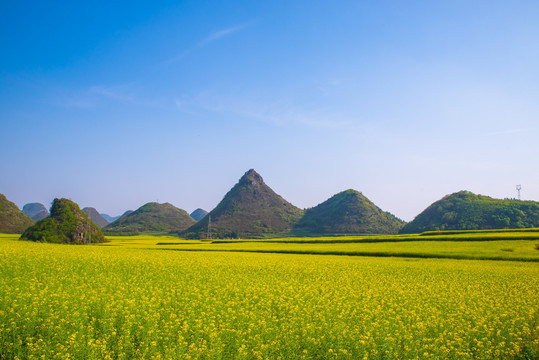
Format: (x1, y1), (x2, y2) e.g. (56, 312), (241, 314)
(199, 22), (253, 46)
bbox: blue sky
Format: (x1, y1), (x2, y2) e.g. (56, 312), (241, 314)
(1, 1), (538, 221)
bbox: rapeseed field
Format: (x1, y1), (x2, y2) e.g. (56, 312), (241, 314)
(0, 234), (537, 359)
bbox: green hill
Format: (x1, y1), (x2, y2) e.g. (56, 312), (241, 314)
(190, 208), (208, 222)
(293, 189), (405, 235)
(400, 191), (539, 233)
(181, 169), (304, 239)
(0, 194), (35, 234)
(82, 207), (109, 228)
(20, 198), (104, 244)
(22, 203), (50, 221)
(103, 202), (195, 234)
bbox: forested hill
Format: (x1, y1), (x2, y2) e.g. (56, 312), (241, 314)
(181, 169), (304, 239)
(400, 191), (539, 233)
(104, 202), (195, 234)
(20, 198), (104, 244)
(0, 193), (34, 234)
(294, 189), (405, 235)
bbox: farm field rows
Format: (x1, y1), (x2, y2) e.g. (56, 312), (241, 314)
(100, 234), (539, 262)
(152, 240), (539, 262)
(0, 234), (538, 359)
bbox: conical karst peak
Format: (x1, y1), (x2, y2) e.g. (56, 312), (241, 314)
(239, 169), (264, 186)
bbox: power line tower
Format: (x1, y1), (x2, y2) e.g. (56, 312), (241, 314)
(516, 184), (522, 200)
(206, 215), (212, 240)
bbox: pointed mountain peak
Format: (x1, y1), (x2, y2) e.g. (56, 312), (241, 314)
(181, 169), (303, 239)
(190, 208), (208, 222)
(82, 207), (109, 228)
(239, 169), (264, 186)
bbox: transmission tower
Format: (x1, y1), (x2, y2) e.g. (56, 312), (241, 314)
(516, 184), (522, 200)
(206, 215), (212, 240)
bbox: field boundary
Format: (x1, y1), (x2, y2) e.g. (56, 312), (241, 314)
(152, 247), (539, 262)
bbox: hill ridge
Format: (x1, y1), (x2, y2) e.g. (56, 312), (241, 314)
(294, 189), (405, 235)
(104, 202), (195, 234)
(400, 190), (539, 233)
(181, 169), (304, 239)
(0, 194), (35, 234)
(82, 207), (109, 228)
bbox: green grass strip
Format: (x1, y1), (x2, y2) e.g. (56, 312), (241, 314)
(152, 247), (539, 262)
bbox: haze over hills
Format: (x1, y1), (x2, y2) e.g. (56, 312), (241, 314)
(82, 207), (109, 228)
(190, 208), (208, 222)
(104, 202), (195, 234)
(294, 189), (405, 235)
(22, 203), (49, 221)
(101, 213), (121, 223)
(181, 169), (304, 239)
(20, 198), (104, 244)
(0, 193), (35, 234)
(400, 191), (539, 233)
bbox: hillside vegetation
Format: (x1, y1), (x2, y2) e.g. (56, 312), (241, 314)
(294, 189), (405, 235)
(20, 198), (104, 244)
(0, 193), (34, 234)
(181, 169), (304, 239)
(104, 202), (195, 234)
(401, 191), (539, 233)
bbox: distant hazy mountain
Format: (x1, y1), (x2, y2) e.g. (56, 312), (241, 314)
(181, 169), (304, 239)
(20, 198), (104, 244)
(104, 202), (195, 234)
(102, 210), (133, 223)
(101, 213), (122, 223)
(294, 189), (405, 235)
(190, 208), (208, 222)
(22, 203), (50, 221)
(0, 193), (35, 234)
(400, 191), (539, 233)
(82, 207), (109, 228)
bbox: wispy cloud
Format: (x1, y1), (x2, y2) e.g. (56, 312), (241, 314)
(161, 21), (255, 66)
(89, 85), (136, 103)
(199, 22), (253, 46)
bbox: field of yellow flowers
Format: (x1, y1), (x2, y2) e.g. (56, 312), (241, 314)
(0, 233), (538, 359)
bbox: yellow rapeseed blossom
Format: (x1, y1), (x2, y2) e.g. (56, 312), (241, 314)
(0, 234), (537, 359)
